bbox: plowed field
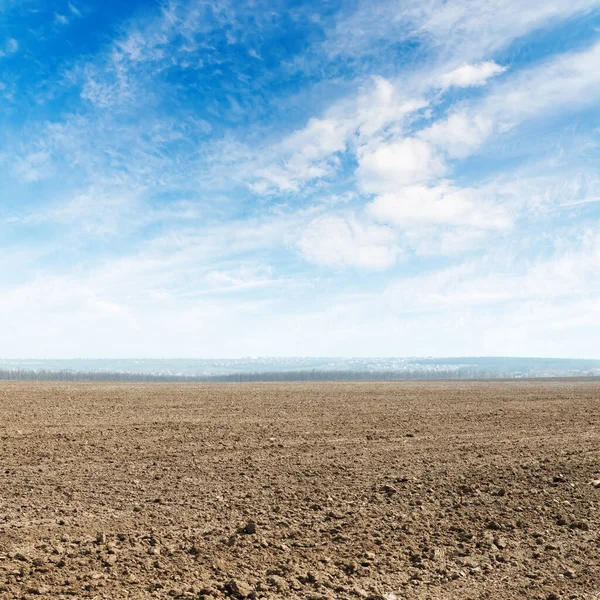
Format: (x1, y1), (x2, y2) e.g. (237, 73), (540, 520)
(0, 381), (599, 599)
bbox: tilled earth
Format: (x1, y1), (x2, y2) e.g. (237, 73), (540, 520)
(0, 381), (599, 600)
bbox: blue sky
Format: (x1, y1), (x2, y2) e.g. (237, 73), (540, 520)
(1, 0), (600, 358)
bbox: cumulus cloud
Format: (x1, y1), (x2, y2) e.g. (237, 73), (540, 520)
(357, 138), (446, 193)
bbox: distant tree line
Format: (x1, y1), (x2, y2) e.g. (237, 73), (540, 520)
(0, 367), (523, 382)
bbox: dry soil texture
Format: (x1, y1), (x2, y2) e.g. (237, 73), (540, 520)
(0, 381), (599, 600)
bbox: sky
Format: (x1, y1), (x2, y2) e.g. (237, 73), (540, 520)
(1, 0), (600, 359)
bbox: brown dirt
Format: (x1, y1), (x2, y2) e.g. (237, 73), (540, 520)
(0, 380), (599, 599)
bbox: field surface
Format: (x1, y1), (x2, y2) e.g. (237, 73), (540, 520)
(0, 381), (599, 599)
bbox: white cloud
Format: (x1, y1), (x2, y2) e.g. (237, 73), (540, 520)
(12, 151), (52, 183)
(422, 40), (600, 159)
(440, 61), (507, 88)
(24, 187), (140, 237)
(249, 117), (349, 193)
(242, 38), (600, 267)
(322, 0), (600, 66)
(367, 183), (511, 230)
(251, 33), (600, 202)
(298, 214), (400, 270)
(0, 211), (598, 357)
(203, 266), (277, 293)
(73, 0), (271, 110)
(0, 38), (18, 57)
(80, 59), (136, 108)
(248, 77), (428, 195)
(420, 112), (494, 158)
(400, 229), (600, 309)
(275, 228), (600, 356)
(404, 227), (493, 256)
(68, 2), (81, 17)
(484, 39), (600, 123)
(352, 77), (427, 141)
(283, 117), (348, 162)
(357, 138), (446, 193)
(250, 35), (600, 201)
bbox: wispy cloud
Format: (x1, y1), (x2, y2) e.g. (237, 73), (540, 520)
(440, 61), (507, 88)
(298, 213), (401, 270)
(422, 40), (600, 158)
(0, 37), (18, 57)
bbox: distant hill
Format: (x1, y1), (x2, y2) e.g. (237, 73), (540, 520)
(0, 357), (598, 381)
